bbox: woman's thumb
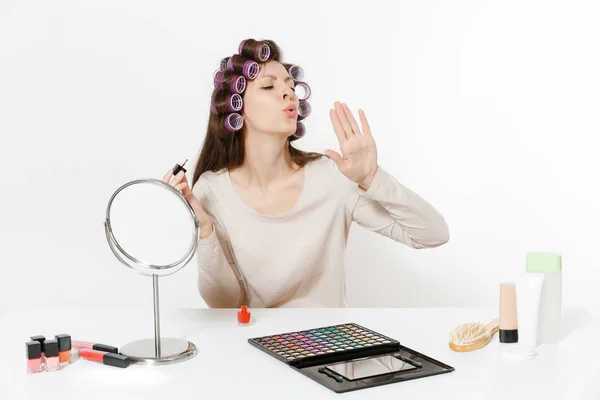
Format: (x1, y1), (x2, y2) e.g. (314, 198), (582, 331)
(324, 150), (344, 168)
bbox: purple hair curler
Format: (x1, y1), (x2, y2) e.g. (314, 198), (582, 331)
(257, 43), (270, 61)
(220, 58), (229, 71)
(288, 65), (304, 81)
(298, 100), (311, 118)
(227, 93), (243, 112)
(291, 122), (306, 140)
(294, 82), (311, 101)
(214, 71), (225, 90)
(211, 93), (243, 114)
(227, 56), (259, 80)
(230, 75), (246, 94)
(243, 60), (259, 79)
(224, 113), (244, 132)
(238, 40), (247, 54)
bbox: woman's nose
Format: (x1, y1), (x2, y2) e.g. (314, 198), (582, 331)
(282, 87), (295, 101)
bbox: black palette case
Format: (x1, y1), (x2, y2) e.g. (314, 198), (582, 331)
(248, 322), (454, 393)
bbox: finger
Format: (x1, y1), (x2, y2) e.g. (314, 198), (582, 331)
(170, 170), (185, 185)
(175, 182), (187, 191)
(162, 169), (174, 183)
(324, 149), (344, 170)
(330, 109), (347, 143)
(342, 103), (362, 136)
(358, 109), (373, 139)
(334, 101), (354, 137)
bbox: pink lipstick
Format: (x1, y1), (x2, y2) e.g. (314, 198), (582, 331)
(72, 340), (118, 354)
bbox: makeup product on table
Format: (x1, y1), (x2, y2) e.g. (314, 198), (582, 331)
(172, 159), (188, 175)
(77, 348), (131, 368)
(526, 252), (562, 344)
(238, 305), (251, 326)
(44, 340), (60, 371)
(26, 341), (43, 374)
(501, 274), (544, 361)
(30, 335), (46, 364)
(248, 322), (454, 394)
(72, 340), (118, 354)
(499, 283), (518, 343)
(449, 319), (499, 352)
(55, 334), (71, 366)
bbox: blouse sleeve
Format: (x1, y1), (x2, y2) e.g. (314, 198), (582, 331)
(192, 176), (245, 307)
(348, 165), (450, 249)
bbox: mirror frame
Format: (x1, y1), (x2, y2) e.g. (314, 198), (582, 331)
(104, 178), (200, 277)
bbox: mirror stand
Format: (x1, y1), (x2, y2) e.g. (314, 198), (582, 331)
(119, 274), (197, 365)
(104, 178), (200, 366)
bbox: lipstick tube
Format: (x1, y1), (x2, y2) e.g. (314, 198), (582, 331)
(72, 340), (118, 354)
(26, 341), (43, 374)
(78, 349), (130, 368)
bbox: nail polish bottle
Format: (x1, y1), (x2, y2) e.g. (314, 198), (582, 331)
(26, 341), (43, 374)
(237, 304), (251, 326)
(44, 340), (59, 371)
(55, 334), (71, 367)
(30, 335), (46, 365)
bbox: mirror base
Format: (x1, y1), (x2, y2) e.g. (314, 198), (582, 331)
(120, 337), (197, 365)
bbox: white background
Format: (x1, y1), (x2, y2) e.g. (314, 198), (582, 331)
(1, 0), (599, 316)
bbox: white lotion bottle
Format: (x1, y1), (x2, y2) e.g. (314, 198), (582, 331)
(526, 252), (562, 344)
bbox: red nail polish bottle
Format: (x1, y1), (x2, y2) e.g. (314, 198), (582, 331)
(238, 305), (251, 326)
(26, 341), (43, 374)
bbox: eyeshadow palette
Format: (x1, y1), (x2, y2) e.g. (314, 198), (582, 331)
(248, 322), (454, 394)
(249, 323), (398, 364)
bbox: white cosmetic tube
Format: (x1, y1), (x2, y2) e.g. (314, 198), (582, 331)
(515, 274), (544, 352)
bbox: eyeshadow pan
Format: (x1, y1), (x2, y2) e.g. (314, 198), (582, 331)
(249, 323), (398, 364)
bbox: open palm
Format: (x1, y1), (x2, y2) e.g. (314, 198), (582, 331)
(325, 102), (378, 190)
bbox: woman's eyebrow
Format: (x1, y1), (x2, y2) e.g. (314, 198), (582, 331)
(261, 75), (293, 83)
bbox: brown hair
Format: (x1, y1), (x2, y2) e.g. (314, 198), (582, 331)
(191, 39), (323, 188)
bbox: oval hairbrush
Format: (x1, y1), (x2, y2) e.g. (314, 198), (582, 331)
(449, 318), (499, 352)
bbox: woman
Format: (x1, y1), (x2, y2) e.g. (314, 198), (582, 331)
(163, 39), (449, 308)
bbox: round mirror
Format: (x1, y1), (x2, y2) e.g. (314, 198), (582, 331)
(103, 177), (199, 365)
(104, 178), (199, 277)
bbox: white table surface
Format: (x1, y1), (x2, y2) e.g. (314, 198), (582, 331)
(1, 306), (598, 400)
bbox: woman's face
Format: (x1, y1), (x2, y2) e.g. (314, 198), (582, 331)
(242, 60), (299, 138)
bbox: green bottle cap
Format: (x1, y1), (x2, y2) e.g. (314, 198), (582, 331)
(526, 252), (562, 273)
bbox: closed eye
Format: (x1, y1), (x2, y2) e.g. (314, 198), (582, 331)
(261, 86), (296, 91)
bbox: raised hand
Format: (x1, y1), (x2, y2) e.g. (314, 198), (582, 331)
(325, 101), (378, 190)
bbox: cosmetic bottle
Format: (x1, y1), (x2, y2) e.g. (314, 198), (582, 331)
(499, 283), (518, 343)
(44, 340), (60, 371)
(78, 349), (131, 368)
(26, 341), (43, 374)
(56, 334), (72, 367)
(526, 252), (562, 344)
(72, 340), (118, 354)
(238, 305), (251, 326)
(30, 335), (46, 365)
